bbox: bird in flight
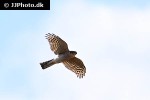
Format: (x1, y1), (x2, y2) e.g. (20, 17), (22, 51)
(40, 33), (86, 78)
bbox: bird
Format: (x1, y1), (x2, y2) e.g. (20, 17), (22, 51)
(40, 33), (86, 78)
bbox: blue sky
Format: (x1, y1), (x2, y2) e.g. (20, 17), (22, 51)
(0, 0), (150, 100)
(87, 0), (150, 7)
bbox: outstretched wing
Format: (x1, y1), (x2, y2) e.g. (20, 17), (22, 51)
(45, 33), (69, 55)
(62, 57), (86, 78)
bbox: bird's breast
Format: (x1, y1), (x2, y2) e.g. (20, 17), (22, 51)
(55, 52), (74, 63)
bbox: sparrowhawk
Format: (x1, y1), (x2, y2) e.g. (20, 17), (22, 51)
(40, 33), (86, 78)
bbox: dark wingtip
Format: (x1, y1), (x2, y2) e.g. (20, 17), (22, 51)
(45, 33), (55, 39)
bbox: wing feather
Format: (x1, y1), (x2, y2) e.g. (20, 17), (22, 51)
(45, 33), (69, 55)
(62, 57), (86, 78)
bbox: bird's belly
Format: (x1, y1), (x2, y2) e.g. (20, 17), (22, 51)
(55, 53), (73, 63)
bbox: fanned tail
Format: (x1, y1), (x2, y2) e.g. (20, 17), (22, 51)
(40, 59), (55, 69)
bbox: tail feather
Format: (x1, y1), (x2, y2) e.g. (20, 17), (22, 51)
(40, 59), (55, 69)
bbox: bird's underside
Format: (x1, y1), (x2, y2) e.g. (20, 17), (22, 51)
(40, 33), (86, 78)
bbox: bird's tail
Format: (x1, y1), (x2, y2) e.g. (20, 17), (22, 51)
(40, 59), (55, 69)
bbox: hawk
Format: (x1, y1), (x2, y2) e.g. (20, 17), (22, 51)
(40, 33), (86, 78)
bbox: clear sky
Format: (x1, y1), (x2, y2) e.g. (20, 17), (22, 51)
(0, 0), (150, 100)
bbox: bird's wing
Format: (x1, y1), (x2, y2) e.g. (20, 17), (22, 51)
(45, 33), (69, 55)
(62, 57), (86, 78)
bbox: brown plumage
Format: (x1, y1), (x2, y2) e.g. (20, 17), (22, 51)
(40, 33), (86, 78)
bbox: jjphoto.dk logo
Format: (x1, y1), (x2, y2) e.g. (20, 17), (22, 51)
(4, 2), (43, 8)
(10, 2), (44, 8)
(1, 0), (50, 10)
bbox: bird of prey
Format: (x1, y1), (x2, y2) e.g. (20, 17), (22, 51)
(40, 33), (86, 78)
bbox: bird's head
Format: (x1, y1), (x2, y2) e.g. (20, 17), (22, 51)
(70, 51), (77, 56)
